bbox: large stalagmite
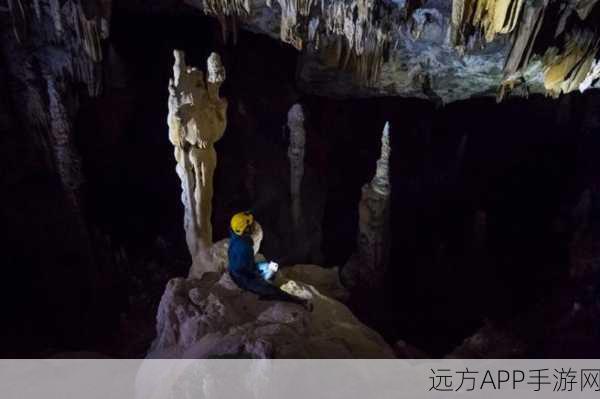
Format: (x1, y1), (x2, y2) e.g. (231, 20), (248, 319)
(167, 50), (227, 264)
(342, 122), (391, 291)
(287, 103), (306, 226)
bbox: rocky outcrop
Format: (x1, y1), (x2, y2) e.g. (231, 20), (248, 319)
(543, 28), (600, 98)
(447, 321), (527, 358)
(148, 242), (393, 358)
(167, 50), (228, 263)
(342, 122), (391, 291)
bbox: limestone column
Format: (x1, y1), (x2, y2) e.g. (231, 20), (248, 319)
(167, 50), (227, 262)
(342, 122), (391, 291)
(287, 103), (306, 227)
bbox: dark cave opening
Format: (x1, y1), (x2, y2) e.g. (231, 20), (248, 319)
(381, 96), (585, 356)
(3, 5), (600, 358)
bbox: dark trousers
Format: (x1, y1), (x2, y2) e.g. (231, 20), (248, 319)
(229, 271), (305, 306)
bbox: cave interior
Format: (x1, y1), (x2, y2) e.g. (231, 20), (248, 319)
(2, 0), (600, 358)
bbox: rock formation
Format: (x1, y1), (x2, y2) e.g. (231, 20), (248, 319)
(342, 122), (391, 291)
(171, 0), (600, 102)
(1, 0), (126, 350)
(451, 0), (526, 46)
(2, 0), (112, 243)
(287, 103), (306, 226)
(3, 0), (111, 208)
(188, 0), (251, 43)
(167, 50), (228, 264)
(447, 321), (527, 358)
(148, 240), (394, 358)
(6, 1), (600, 103)
(542, 28), (600, 98)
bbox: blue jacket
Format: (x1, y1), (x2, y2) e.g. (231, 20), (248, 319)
(228, 231), (257, 279)
(227, 231), (302, 305)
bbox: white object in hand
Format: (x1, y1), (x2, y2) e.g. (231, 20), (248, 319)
(258, 261), (279, 281)
(268, 261), (279, 273)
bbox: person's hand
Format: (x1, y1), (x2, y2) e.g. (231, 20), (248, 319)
(268, 261), (279, 273)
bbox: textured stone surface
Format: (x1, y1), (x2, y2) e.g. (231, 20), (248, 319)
(447, 321), (527, 358)
(342, 122), (391, 291)
(168, 50), (228, 262)
(287, 103), (306, 226)
(182, 0), (600, 103)
(149, 260), (393, 358)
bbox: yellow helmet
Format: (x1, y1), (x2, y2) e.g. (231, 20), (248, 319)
(230, 211), (254, 236)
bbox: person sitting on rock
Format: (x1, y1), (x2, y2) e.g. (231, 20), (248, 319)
(228, 211), (312, 310)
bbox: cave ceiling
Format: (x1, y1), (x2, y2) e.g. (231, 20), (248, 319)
(4, 0), (600, 103)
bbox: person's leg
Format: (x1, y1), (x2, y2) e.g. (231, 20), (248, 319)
(230, 272), (309, 308)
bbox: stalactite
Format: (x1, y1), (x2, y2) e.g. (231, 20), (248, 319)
(579, 58), (600, 92)
(451, 0), (525, 47)
(503, 1), (547, 78)
(76, 3), (104, 63)
(50, 0), (63, 35)
(33, 0), (41, 20)
(195, 0), (250, 44)
(7, 0), (28, 43)
(269, 0), (315, 49)
(575, 0), (599, 20)
(167, 50), (228, 265)
(498, 0), (548, 101)
(267, 0), (390, 83)
(287, 103), (306, 227)
(543, 29), (600, 97)
(47, 76), (84, 207)
(202, 0), (251, 16)
(7, 0), (109, 96)
(321, 0), (391, 85)
(450, 0), (467, 46)
(341, 122), (391, 291)
(450, 0), (600, 97)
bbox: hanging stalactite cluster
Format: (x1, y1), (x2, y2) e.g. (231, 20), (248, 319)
(189, 0), (251, 43)
(319, 0), (392, 85)
(269, 0), (315, 49)
(7, 0), (110, 96)
(8, 0), (600, 103)
(451, 0), (526, 47)
(543, 28), (600, 97)
(450, 0), (600, 100)
(3, 0), (112, 230)
(266, 0), (394, 85)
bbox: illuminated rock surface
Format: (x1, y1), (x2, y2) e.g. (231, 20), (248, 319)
(342, 122), (391, 291)
(178, 0), (600, 102)
(168, 50), (228, 264)
(148, 241), (394, 358)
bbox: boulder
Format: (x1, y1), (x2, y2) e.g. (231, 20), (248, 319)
(149, 246), (393, 358)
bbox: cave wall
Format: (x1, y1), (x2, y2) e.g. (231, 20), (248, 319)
(0, 0), (104, 354)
